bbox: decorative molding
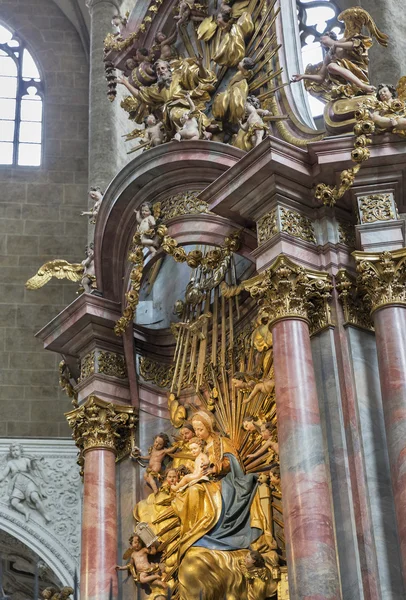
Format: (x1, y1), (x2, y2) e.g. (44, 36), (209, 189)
(66, 396), (136, 463)
(248, 255), (332, 332)
(139, 356), (174, 389)
(357, 193), (396, 224)
(159, 191), (211, 223)
(279, 208), (316, 244)
(337, 220), (356, 248)
(257, 210), (278, 245)
(353, 248), (406, 315)
(335, 270), (374, 331)
(98, 350), (127, 379)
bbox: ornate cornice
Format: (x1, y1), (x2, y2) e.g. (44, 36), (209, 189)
(353, 248), (406, 315)
(335, 270), (374, 331)
(249, 255), (332, 332)
(66, 396), (137, 461)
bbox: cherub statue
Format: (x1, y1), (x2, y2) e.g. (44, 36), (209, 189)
(242, 377), (274, 405)
(143, 114), (165, 147)
(81, 244), (96, 294)
(240, 550), (277, 600)
(111, 13), (127, 36)
(246, 422), (278, 465)
(0, 444), (50, 523)
(174, 0), (206, 28)
(234, 96), (271, 150)
(81, 186), (103, 224)
(368, 81), (406, 135)
(153, 30), (178, 62)
(116, 534), (165, 587)
(131, 433), (176, 493)
(291, 8), (388, 103)
(170, 437), (210, 492)
(242, 415), (261, 434)
(173, 94), (200, 141)
(135, 202), (161, 255)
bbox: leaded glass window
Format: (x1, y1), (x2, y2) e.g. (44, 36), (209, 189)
(0, 22), (43, 166)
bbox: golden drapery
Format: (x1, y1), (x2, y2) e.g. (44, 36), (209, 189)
(212, 69), (250, 124)
(198, 12), (254, 68)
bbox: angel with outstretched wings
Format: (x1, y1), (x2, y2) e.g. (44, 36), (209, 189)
(291, 8), (388, 102)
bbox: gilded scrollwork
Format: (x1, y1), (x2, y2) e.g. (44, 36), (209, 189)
(257, 210), (277, 245)
(98, 351), (128, 379)
(335, 269), (374, 331)
(139, 356), (175, 389)
(66, 396), (136, 460)
(159, 191), (211, 222)
(279, 208), (316, 244)
(353, 248), (406, 314)
(358, 194), (396, 223)
(79, 351), (95, 382)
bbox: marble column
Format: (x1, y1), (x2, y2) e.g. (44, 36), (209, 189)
(262, 256), (341, 600)
(66, 395), (136, 600)
(355, 248), (406, 585)
(86, 0), (127, 192)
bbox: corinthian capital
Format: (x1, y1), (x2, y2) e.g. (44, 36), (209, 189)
(250, 255), (332, 333)
(354, 248), (406, 315)
(66, 396), (137, 458)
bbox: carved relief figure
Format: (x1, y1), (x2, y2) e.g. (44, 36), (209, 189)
(81, 186), (103, 224)
(116, 534), (165, 587)
(246, 422), (278, 466)
(132, 433), (176, 493)
(0, 444), (50, 523)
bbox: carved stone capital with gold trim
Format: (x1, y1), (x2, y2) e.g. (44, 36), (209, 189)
(353, 248), (406, 315)
(249, 255), (332, 333)
(66, 396), (137, 460)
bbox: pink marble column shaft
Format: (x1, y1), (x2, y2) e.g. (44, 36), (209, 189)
(374, 306), (406, 582)
(272, 318), (341, 600)
(81, 448), (118, 600)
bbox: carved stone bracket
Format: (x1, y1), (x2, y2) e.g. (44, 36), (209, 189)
(353, 248), (406, 315)
(66, 396), (137, 468)
(257, 207), (316, 246)
(335, 270), (374, 331)
(79, 350), (127, 382)
(249, 255), (333, 334)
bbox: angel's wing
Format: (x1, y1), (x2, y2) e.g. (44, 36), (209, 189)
(25, 260), (83, 290)
(397, 76), (406, 102)
(122, 546), (132, 560)
(338, 7), (388, 46)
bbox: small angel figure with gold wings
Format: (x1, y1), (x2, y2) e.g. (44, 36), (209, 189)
(368, 79), (406, 135)
(291, 8), (388, 102)
(116, 533), (165, 587)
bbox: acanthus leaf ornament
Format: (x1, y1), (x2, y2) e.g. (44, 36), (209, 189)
(335, 269), (374, 331)
(353, 248), (406, 315)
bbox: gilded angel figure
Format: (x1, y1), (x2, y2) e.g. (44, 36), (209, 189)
(291, 8), (388, 103)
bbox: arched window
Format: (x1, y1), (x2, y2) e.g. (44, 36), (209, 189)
(297, 0), (343, 118)
(0, 22), (43, 166)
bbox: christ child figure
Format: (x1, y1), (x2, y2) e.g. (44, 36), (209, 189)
(132, 433), (176, 493)
(135, 202), (160, 255)
(115, 534), (165, 587)
(173, 94), (200, 141)
(171, 437), (210, 492)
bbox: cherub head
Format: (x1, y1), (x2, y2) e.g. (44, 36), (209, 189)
(376, 83), (397, 102)
(89, 186), (103, 202)
(59, 587), (74, 600)
(126, 57), (137, 71)
(165, 468), (178, 486)
(155, 31), (167, 43)
(9, 443), (23, 459)
(140, 202), (152, 218)
(136, 47), (150, 62)
(153, 432), (171, 450)
(242, 416), (259, 433)
(260, 421), (273, 440)
(246, 95), (261, 112)
(188, 437), (205, 458)
(245, 550), (265, 569)
(144, 114), (157, 127)
(111, 14), (124, 28)
(85, 242), (94, 258)
(321, 30), (338, 44)
(270, 466), (281, 488)
(129, 533), (146, 551)
(180, 111), (191, 125)
(217, 4), (232, 28)
(239, 57), (255, 72)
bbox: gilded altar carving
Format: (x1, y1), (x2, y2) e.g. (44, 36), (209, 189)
(335, 270), (374, 331)
(139, 356), (175, 389)
(353, 248), (406, 314)
(79, 351), (95, 382)
(358, 194), (396, 224)
(247, 255), (332, 332)
(66, 396), (137, 462)
(159, 191), (211, 222)
(279, 208), (316, 244)
(337, 220), (356, 248)
(98, 351), (128, 379)
(257, 210), (277, 245)
(59, 360), (78, 407)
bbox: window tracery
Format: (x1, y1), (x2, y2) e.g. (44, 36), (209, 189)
(0, 22), (43, 166)
(296, 0), (343, 117)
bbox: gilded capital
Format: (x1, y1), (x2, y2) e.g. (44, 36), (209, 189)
(250, 255), (332, 333)
(66, 396), (137, 459)
(353, 248), (406, 315)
